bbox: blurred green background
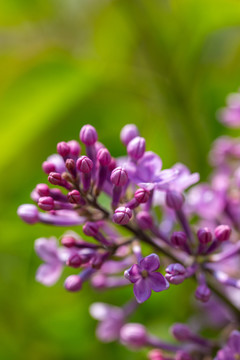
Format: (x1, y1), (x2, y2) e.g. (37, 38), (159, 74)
(1, 0), (240, 359)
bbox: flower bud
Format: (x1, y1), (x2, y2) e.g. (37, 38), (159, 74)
(120, 124), (139, 146)
(197, 227), (212, 244)
(65, 158), (76, 173)
(148, 349), (164, 360)
(67, 190), (85, 204)
(36, 184), (50, 197)
(38, 196), (54, 211)
(68, 140), (81, 157)
(127, 136), (146, 160)
(108, 158), (117, 172)
(80, 124), (98, 146)
(110, 167), (128, 186)
(66, 254), (82, 268)
(64, 275), (82, 292)
(76, 156), (93, 173)
(165, 263), (186, 285)
(83, 222), (99, 237)
(166, 190), (184, 210)
(195, 284), (211, 302)
(136, 211), (153, 230)
(113, 207), (132, 225)
(48, 172), (62, 186)
(97, 148), (111, 166)
(42, 161), (55, 174)
(214, 225), (231, 242)
(57, 141), (70, 157)
(134, 188), (150, 204)
(120, 323), (148, 349)
(61, 236), (76, 247)
(17, 204), (39, 224)
(171, 231), (187, 247)
(171, 323), (192, 341)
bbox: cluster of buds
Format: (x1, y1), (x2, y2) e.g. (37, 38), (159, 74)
(18, 115), (240, 359)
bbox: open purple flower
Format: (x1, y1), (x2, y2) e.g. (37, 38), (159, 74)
(124, 254), (169, 303)
(167, 163), (199, 192)
(34, 237), (70, 286)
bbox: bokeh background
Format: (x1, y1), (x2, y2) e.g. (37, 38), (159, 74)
(1, 0), (240, 359)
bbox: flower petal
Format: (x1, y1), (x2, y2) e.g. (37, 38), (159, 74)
(139, 254), (160, 272)
(133, 278), (151, 303)
(154, 169), (179, 189)
(34, 237), (58, 263)
(148, 272), (169, 292)
(36, 263), (62, 286)
(124, 264), (141, 283)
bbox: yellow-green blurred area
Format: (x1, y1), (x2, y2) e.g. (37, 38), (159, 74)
(1, 0), (240, 359)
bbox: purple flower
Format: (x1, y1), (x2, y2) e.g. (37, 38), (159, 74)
(167, 163), (199, 193)
(89, 302), (125, 342)
(124, 254), (169, 303)
(187, 184), (225, 219)
(215, 330), (240, 360)
(126, 151), (178, 191)
(34, 237), (68, 286)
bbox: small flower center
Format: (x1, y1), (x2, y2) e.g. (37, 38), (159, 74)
(234, 353), (240, 360)
(141, 270), (148, 278)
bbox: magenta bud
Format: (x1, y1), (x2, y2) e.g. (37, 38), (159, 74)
(57, 141), (70, 157)
(61, 236), (76, 247)
(195, 284), (211, 302)
(136, 211), (153, 230)
(38, 196), (54, 211)
(197, 227), (212, 244)
(113, 207), (132, 225)
(67, 190), (84, 204)
(110, 167), (128, 186)
(76, 156), (93, 173)
(68, 140), (81, 157)
(165, 263), (186, 285)
(17, 204), (39, 224)
(97, 148), (111, 166)
(67, 254), (82, 268)
(171, 231), (187, 247)
(147, 349), (164, 360)
(214, 225), (231, 242)
(120, 124), (139, 146)
(48, 172), (62, 186)
(80, 124), (98, 146)
(127, 136), (146, 160)
(134, 188), (150, 204)
(36, 184), (50, 197)
(83, 222), (99, 237)
(120, 323), (147, 349)
(64, 275), (82, 292)
(166, 190), (184, 210)
(42, 161), (55, 174)
(108, 158), (117, 172)
(171, 323), (192, 341)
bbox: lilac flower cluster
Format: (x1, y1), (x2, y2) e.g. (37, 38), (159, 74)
(18, 99), (240, 359)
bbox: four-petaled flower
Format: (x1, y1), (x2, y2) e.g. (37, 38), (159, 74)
(124, 254), (169, 303)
